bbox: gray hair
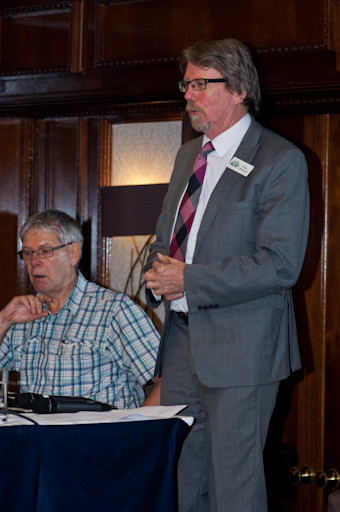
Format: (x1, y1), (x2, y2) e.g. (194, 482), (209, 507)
(180, 38), (261, 117)
(19, 210), (84, 262)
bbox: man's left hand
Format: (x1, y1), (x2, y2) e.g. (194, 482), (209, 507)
(143, 253), (185, 301)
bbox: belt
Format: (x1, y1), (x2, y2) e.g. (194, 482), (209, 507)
(173, 311), (189, 325)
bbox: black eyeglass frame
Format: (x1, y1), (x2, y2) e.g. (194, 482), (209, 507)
(178, 78), (227, 92)
(17, 242), (74, 261)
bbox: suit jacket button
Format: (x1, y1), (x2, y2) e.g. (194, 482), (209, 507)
(198, 306), (202, 311)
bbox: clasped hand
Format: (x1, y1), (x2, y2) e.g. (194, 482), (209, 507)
(143, 253), (185, 301)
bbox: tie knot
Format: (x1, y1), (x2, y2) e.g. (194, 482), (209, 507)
(200, 141), (215, 160)
(201, 141), (214, 152)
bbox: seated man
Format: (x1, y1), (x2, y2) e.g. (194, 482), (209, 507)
(0, 210), (160, 408)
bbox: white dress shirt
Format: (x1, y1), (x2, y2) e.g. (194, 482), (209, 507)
(171, 113), (251, 312)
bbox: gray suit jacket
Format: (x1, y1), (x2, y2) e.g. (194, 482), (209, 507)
(146, 117), (310, 388)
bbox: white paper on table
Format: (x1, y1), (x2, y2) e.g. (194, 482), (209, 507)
(1, 405), (194, 427)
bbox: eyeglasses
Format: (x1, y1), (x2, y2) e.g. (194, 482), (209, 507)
(17, 242), (74, 261)
(178, 78), (227, 93)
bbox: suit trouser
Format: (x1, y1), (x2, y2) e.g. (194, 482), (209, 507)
(160, 312), (280, 512)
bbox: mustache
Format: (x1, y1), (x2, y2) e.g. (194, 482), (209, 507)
(185, 103), (205, 115)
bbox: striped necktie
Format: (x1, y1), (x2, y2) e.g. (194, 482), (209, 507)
(169, 141), (215, 261)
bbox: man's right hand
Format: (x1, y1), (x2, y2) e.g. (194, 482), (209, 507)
(0, 294), (52, 339)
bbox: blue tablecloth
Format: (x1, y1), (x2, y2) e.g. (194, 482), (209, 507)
(0, 418), (190, 512)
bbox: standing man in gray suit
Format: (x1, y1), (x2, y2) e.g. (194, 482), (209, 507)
(143, 38), (309, 512)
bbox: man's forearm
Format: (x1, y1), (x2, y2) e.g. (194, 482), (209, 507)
(141, 380), (161, 407)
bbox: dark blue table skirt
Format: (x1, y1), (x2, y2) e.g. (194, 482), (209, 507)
(0, 418), (190, 512)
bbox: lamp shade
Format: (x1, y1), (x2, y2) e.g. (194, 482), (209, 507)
(101, 183), (168, 237)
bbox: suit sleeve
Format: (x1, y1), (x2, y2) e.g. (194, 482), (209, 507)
(144, 190), (169, 309)
(184, 146), (309, 311)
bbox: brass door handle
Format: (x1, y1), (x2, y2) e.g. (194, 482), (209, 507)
(315, 471), (327, 489)
(289, 466), (314, 485)
(315, 469), (340, 489)
(327, 469), (340, 489)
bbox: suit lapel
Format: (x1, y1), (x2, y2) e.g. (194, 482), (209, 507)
(193, 118), (262, 260)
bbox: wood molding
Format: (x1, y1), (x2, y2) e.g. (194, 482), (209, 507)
(0, 2), (82, 76)
(98, 116), (112, 288)
(70, 0), (83, 72)
(95, 43), (330, 69)
(0, 3), (73, 16)
(3, 88), (340, 119)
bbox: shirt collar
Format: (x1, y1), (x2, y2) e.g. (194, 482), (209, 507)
(69, 270), (88, 314)
(40, 269), (86, 317)
(203, 112), (251, 157)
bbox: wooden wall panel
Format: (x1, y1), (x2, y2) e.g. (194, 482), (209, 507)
(260, 114), (340, 512)
(77, 116), (101, 284)
(96, 0), (326, 68)
(34, 116), (101, 283)
(0, 118), (34, 302)
(0, 116), (101, 297)
(35, 118), (79, 215)
(0, 2), (339, 511)
(0, 2), (83, 75)
(323, 114), (340, 507)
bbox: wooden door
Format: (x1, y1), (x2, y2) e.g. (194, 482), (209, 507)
(262, 114), (340, 512)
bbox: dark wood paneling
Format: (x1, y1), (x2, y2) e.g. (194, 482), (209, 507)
(0, 117), (101, 287)
(33, 116), (101, 282)
(0, 0), (339, 118)
(0, 2), (83, 75)
(0, 3), (339, 512)
(0, 118), (34, 300)
(324, 114), (340, 508)
(95, 0), (326, 68)
(0, 9), (72, 74)
(35, 118), (79, 215)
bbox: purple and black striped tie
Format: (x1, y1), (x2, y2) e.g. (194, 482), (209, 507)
(169, 141), (215, 262)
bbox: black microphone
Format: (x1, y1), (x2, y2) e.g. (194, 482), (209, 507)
(8, 392), (44, 409)
(31, 396), (115, 414)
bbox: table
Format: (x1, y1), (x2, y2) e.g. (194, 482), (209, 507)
(0, 414), (190, 512)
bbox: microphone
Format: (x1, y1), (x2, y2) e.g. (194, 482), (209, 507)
(8, 392), (44, 409)
(8, 393), (116, 413)
(31, 396), (115, 413)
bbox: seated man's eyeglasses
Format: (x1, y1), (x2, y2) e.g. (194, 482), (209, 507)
(17, 242), (74, 260)
(178, 78), (227, 92)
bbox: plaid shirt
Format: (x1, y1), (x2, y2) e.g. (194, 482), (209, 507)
(0, 272), (160, 408)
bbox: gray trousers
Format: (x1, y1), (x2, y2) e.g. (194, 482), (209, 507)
(160, 312), (279, 512)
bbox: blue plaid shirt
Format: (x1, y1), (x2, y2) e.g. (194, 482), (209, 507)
(0, 272), (160, 408)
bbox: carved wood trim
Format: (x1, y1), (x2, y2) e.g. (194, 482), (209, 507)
(99, 0), (147, 4)
(18, 118), (37, 296)
(95, 40), (329, 68)
(96, 55), (179, 68)
(255, 43), (328, 55)
(70, 0), (83, 72)
(0, 4), (73, 17)
(326, 0), (340, 53)
(0, 2), (81, 76)
(99, 116), (112, 288)
(77, 117), (89, 222)
(0, 67), (72, 77)
(4, 89), (340, 119)
(261, 90), (340, 116)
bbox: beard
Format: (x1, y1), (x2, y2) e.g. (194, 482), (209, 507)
(186, 103), (211, 134)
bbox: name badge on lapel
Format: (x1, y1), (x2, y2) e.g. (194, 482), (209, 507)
(227, 157), (254, 177)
